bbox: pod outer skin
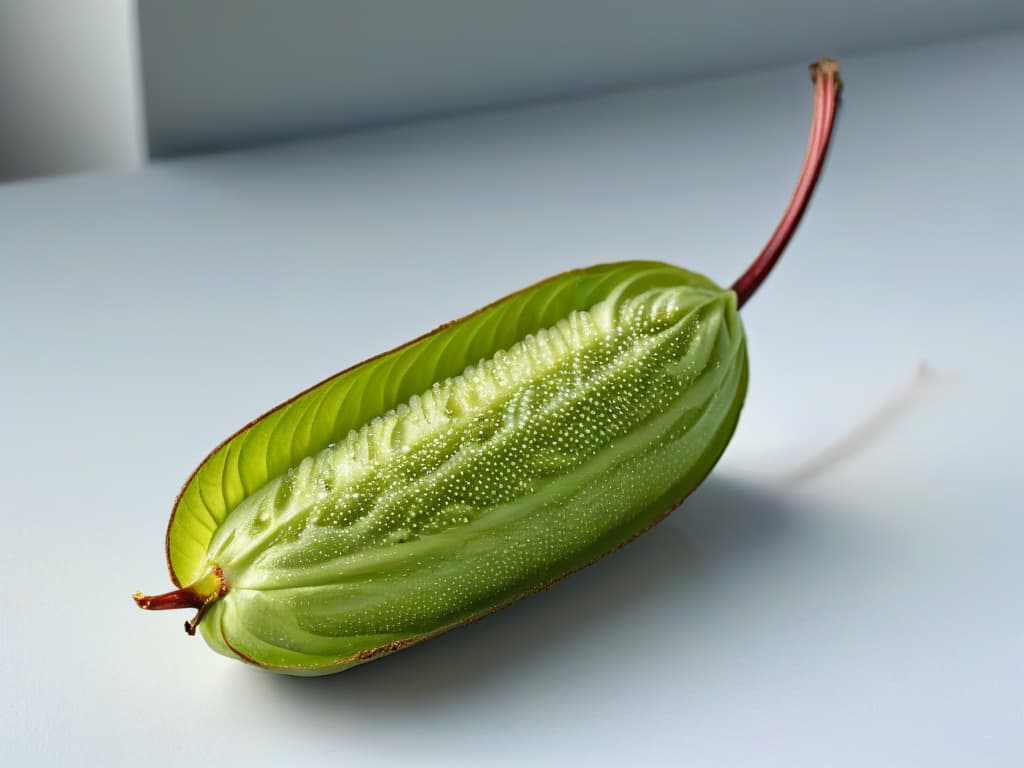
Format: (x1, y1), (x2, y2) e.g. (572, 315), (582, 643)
(168, 261), (748, 675)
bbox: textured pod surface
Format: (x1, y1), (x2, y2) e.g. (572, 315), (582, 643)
(167, 261), (747, 674)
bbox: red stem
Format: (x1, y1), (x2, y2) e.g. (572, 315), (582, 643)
(731, 58), (842, 308)
(133, 588), (205, 612)
(134, 565), (227, 635)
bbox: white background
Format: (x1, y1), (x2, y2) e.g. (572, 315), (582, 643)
(2, 32), (1022, 765)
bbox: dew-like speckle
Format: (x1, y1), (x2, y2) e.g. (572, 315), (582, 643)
(388, 528), (412, 545)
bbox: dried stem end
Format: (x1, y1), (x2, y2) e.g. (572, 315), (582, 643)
(134, 565), (227, 636)
(731, 57), (842, 308)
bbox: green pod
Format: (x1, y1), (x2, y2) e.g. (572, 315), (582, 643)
(137, 61), (842, 676)
(177, 262), (744, 674)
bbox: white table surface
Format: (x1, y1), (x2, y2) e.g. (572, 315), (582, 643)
(2, 32), (1022, 766)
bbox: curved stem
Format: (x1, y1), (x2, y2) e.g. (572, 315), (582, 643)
(134, 565), (227, 636)
(731, 58), (842, 308)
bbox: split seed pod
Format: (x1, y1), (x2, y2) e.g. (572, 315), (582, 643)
(136, 60), (842, 675)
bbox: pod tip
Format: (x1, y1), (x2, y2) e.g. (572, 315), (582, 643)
(133, 566), (227, 635)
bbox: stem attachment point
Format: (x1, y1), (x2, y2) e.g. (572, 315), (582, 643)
(134, 565), (227, 636)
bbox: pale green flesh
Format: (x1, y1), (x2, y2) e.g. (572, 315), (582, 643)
(169, 262), (716, 583)
(169, 262), (748, 674)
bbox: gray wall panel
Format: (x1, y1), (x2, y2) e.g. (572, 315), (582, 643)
(0, 0), (144, 182)
(139, 0), (1024, 157)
